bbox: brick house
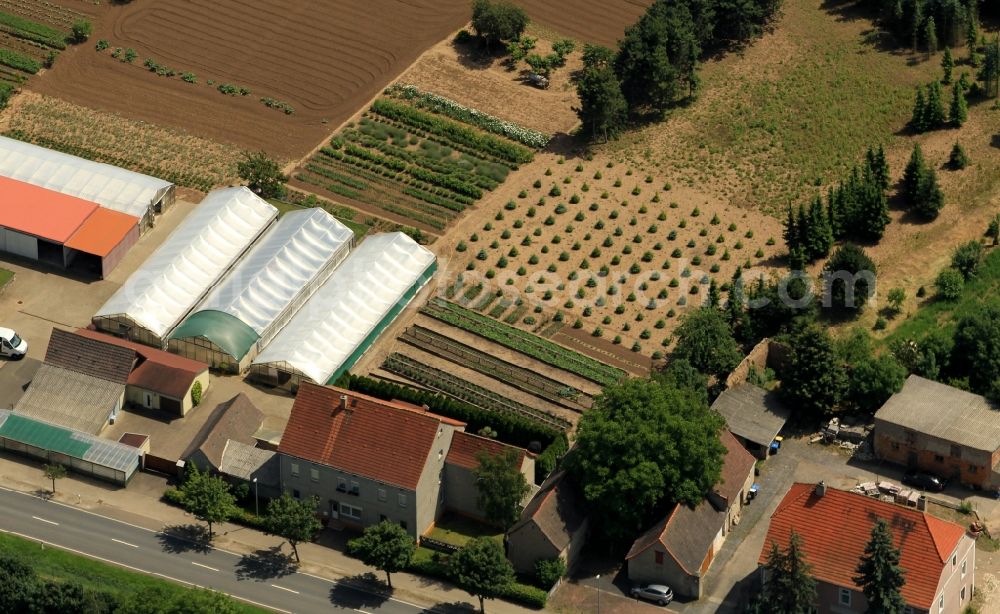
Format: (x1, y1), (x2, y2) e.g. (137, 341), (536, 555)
(760, 482), (975, 614)
(874, 375), (1000, 489)
(626, 430), (756, 599)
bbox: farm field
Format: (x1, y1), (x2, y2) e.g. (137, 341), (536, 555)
(0, 1), (88, 96)
(290, 86), (546, 235)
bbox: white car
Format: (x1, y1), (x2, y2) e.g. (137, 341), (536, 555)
(631, 584), (674, 606)
(0, 328), (27, 359)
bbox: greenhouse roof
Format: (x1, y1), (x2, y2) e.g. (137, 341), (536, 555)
(170, 310), (259, 363)
(172, 209), (353, 358)
(0, 410), (141, 474)
(0, 135), (173, 220)
(94, 187), (277, 340)
(252, 232), (436, 385)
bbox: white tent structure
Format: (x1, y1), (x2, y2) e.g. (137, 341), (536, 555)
(250, 232), (436, 389)
(0, 136), (175, 231)
(93, 187), (277, 348)
(168, 208), (355, 372)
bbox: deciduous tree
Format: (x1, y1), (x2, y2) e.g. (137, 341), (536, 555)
(179, 463), (235, 539)
(449, 537), (515, 613)
(262, 493), (321, 562)
(853, 518), (907, 614)
(822, 244), (876, 314)
(474, 449), (531, 529)
(237, 151), (287, 199)
(951, 301), (1000, 397)
(471, 0), (529, 50)
(672, 306), (742, 378)
(43, 463), (66, 494)
(781, 324), (847, 418)
(347, 521), (415, 588)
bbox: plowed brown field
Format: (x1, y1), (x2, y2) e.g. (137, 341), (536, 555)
(26, 0), (650, 161)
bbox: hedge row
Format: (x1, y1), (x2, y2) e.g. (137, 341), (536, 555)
(405, 551), (547, 609)
(370, 98), (533, 165)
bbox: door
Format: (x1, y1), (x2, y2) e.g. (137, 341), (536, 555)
(144, 393), (153, 409)
(0, 338), (9, 357)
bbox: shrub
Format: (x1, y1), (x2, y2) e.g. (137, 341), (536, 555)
(181, 72), (197, 83)
(95, 39), (109, 51)
(71, 20), (92, 44)
(935, 268), (964, 300)
(190, 381), (203, 406)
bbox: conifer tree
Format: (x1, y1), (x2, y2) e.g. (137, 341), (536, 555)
(902, 143), (926, 204)
(925, 81), (947, 128)
(949, 141), (970, 169)
(827, 186), (843, 239)
(873, 145), (890, 192)
(909, 0), (923, 51)
(950, 81), (968, 126)
(806, 196), (833, 260)
(783, 205), (799, 253)
(856, 180), (891, 241)
(853, 518), (906, 614)
(726, 267), (750, 343)
(707, 279), (721, 308)
(967, 18), (979, 63)
(924, 17), (938, 54)
(915, 168), (945, 220)
(910, 86), (927, 132)
(941, 46), (954, 83)
(761, 532), (817, 614)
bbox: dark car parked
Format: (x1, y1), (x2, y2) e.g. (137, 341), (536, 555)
(902, 470), (946, 492)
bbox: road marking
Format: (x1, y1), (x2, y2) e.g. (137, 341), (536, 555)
(270, 584), (299, 594)
(191, 562), (219, 572)
(31, 516), (58, 525)
(111, 538), (138, 548)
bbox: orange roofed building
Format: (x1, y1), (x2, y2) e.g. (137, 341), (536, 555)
(759, 483), (974, 614)
(277, 382), (532, 537)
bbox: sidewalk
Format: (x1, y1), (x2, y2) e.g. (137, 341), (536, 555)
(0, 455), (538, 614)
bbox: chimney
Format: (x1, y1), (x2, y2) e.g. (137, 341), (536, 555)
(815, 481), (826, 497)
(339, 394), (349, 411)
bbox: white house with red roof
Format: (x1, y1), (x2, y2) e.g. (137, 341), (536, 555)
(759, 482), (974, 614)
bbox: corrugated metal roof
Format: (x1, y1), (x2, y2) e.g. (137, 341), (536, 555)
(0, 175), (97, 242)
(64, 207), (139, 257)
(219, 440), (278, 484)
(876, 375), (1000, 453)
(0, 135), (172, 220)
(0, 410), (140, 474)
(13, 364), (124, 434)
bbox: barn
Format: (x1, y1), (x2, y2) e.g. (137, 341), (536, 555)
(0, 176), (139, 278)
(0, 136), (175, 232)
(92, 187), (277, 348)
(168, 208), (354, 373)
(249, 232), (436, 391)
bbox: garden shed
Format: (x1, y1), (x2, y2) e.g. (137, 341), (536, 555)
(249, 232), (436, 390)
(0, 135), (175, 232)
(168, 209), (353, 372)
(93, 187), (277, 348)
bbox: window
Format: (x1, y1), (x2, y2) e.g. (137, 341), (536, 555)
(350, 480), (360, 495)
(290, 463), (300, 477)
(939, 595), (944, 613)
(961, 586), (966, 601)
(934, 454), (945, 463)
(438, 449), (444, 461)
(292, 489), (300, 499)
(379, 514), (388, 522)
(310, 468), (319, 482)
(905, 608), (914, 614)
(839, 588), (852, 607)
(970, 465), (979, 473)
(337, 477), (347, 492)
(962, 558), (967, 577)
(378, 488), (387, 502)
(951, 445), (962, 459)
(654, 551), (664, 565)
(400, 521), (407, 530)
(398, 493), (407, 508)
(339, 503), (362, 520)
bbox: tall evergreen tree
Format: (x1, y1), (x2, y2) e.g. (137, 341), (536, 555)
(925, 80), (947, 128)
(941, 46), (954, 83)
(909, 0), (923, 51)
(924, 16), (938, 54)
(856, 179), (891, 241)
(853, 518), (907, 614)
(910, 86), (927, 132)
(761, 532), (817, 614)
(576, 47), (628, 142)
(950, 81), (968, 125)
(726, 267), (751, 343)
(966, 17), (979, 62)
(827, 186), (844, 239)
(805, 196), (833, 260)
(783, 205), (799, 254)
(914, 168), (945, 220)
(902, 143), (927, 203)
(981, 36), (1000, 97)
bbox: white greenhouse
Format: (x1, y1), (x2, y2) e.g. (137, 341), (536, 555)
(0, 136), (175, 231)
(249, 232), (436, 390)
(93, 187), (277, 348)
(168, 208), (355, 372)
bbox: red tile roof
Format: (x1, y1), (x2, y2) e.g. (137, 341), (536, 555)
(74, 329), (207, 399)
(446, 431), (526, 470)
(718, 429), (756, 505)
(278, 382), (462, 489)
(759, 483), (968, 609)
(45, 328), (136, 384)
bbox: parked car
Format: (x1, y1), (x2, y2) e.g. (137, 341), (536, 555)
(902, 470), (946, 492)
(631, 584), (674, 606)
(0, 328), (26, 359)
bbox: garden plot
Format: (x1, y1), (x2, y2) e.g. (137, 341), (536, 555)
(445, 154), (784, 358)
(0, 1), (82, 95)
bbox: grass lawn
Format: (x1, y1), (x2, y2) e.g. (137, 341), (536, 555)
(426, 513), (502, 547)
(0, 267), (13, 291)
(0, 533), (269, 613)
(884, 246), (1000, 345)
(267, 198), (369, 238)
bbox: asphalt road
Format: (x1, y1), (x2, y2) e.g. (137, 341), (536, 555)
(0, 486), (432, 614)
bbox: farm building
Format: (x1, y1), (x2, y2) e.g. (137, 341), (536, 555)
(0, 176), (139, 278)
(0, 410), (141, 486)
(711, 384), (790, 458)
(250, 232), (436, 390)
(92, 187), (277, 348)
(168, 209), (354, 372)
(0, 135), (175, 232)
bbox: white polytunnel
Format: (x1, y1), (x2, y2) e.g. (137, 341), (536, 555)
(92, 187), (278, 348)
(167, 208), (355, 372)
(249, 232), (437, 390)
(0, 135), (175, 230)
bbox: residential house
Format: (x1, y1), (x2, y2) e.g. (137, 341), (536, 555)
(760, 482), (974, 614)
(711, 384), (790, 458)
(506, 470), (590, 576)
(444, 430), (536, 522)
(277, 382), (466, 537)
(626, 430), (756, 599)
(874, 375), (1000, 489)
(74, 328), (209, 416)
(182, 393), (279, 498)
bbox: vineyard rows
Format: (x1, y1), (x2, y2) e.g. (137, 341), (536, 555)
(382, 352), (572, 431)
(400, 325), (591, 412)
(421, 298), (625, 387)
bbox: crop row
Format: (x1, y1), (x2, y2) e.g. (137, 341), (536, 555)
(368, 115), (518, 170)
(293, 171), (448, 230)
(370, 98), (533, 165)
(304, 163), (369, 191)
(300, 167), (454, 222)
(385, 83), (550, 149)
(382, 352), (571, 431)
(421, 298), (625, 386)
(0, 10), (65, 49)
(0, 48), (38, 73)
(0, 0), (84, 27)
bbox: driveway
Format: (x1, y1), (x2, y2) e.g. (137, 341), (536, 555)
(0, 356), (40, 410)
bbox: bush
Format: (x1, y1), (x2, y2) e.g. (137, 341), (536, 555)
(951, 240), (983, 280)
(70, 20), (92, 44)
(190, 381), (202, 407)
(935, 268), (964, 300)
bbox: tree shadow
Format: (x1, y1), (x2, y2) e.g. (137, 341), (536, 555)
(327, 576), (391, 610)
(157, 524), (212, 554)
(425, 602), (478, 614)
(235, 546), (298, 581)
(451, 37), (504, 72)
(713, 567), (761, 614)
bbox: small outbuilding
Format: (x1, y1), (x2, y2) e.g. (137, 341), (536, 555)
(710, 384), (790, 458)
(506, 470), (590, 576)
